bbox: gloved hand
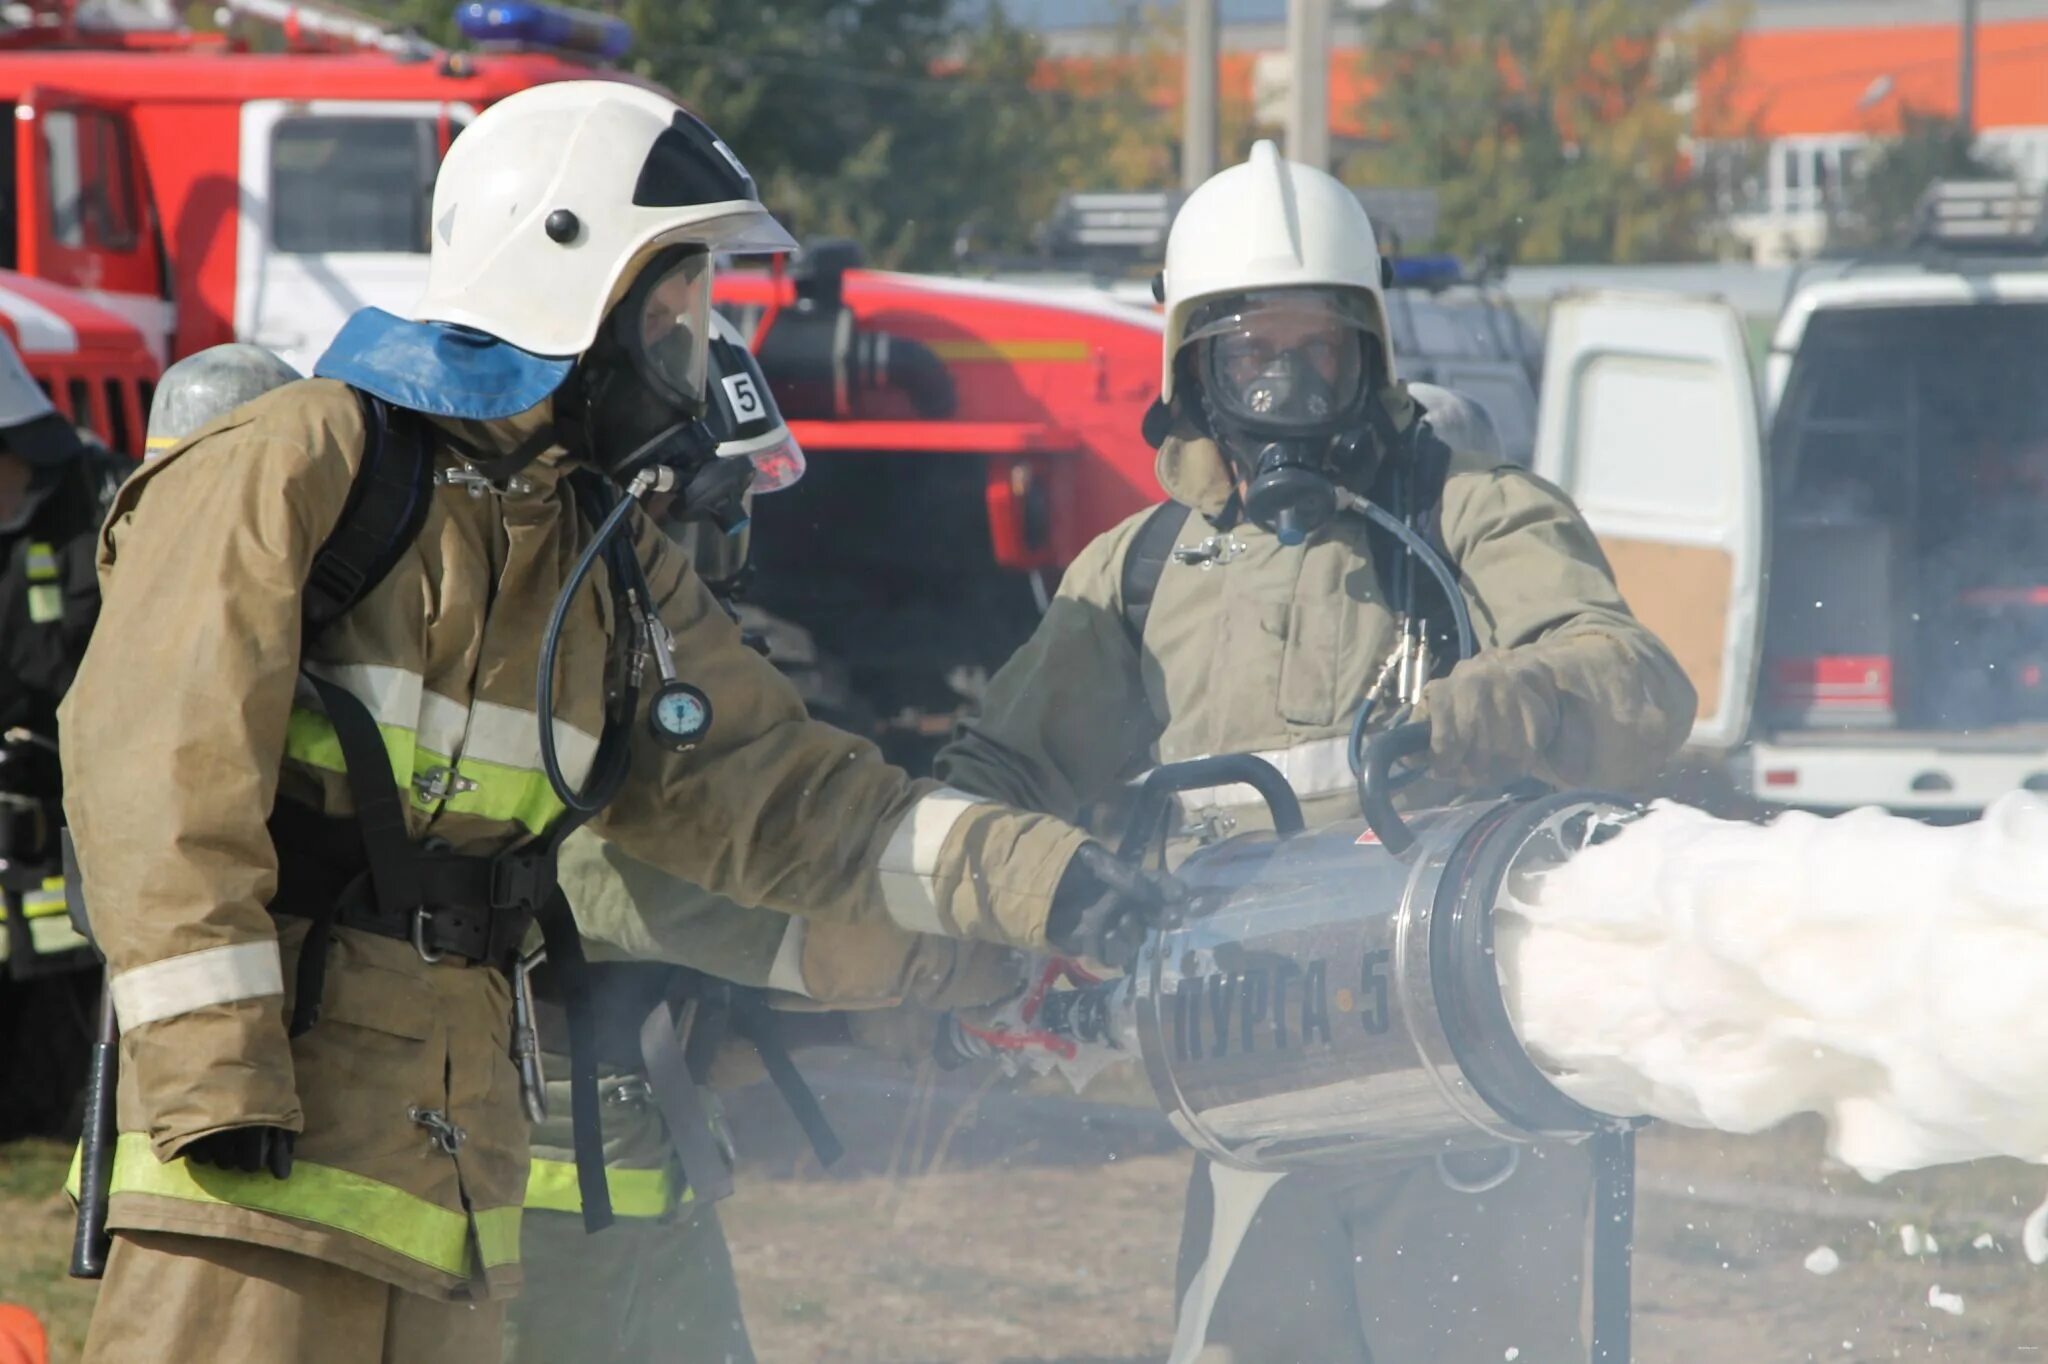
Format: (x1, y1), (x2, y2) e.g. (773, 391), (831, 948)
(180, 1125), (296, 1180)
(1416, 652), (1560, 790)
(1045, 843), (1187, 973)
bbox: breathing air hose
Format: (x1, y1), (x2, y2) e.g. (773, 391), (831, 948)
(537, 476), (650, 816)
(1340, 489), (1477, 781)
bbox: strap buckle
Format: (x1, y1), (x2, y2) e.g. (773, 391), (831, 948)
(436, 465), (535, 498)
(408, 1106), (466, 1155)
(1171, 535), (1245, 569)
(411, 766), (478, 804)
(410, 908), (446, 964)
(489, 852), (547, 912)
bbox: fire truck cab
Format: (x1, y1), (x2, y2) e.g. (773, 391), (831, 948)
(0, 0), (633, 401)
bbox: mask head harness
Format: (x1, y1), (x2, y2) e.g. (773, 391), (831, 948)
(1179, 287), (1387, 546)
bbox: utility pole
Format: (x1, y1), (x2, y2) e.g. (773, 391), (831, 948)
(1958, 0), (1979, 136)
(1285, 0), (1331, 172)
(1183, 0), (1220, 189)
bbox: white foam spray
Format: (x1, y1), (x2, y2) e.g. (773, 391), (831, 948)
(2024, 1192), (2048, 1265)
(1803, 1245), (1841, 1276)
(1497, 793), (2048, 1181)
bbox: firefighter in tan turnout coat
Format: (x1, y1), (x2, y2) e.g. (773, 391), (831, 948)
(935, 142), (1698, 1363)
(59, 81), (1172, 1364)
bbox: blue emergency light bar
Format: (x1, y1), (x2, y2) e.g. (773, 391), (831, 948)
(454, 2), (632, 62)
(1385, 255), (1465, 290)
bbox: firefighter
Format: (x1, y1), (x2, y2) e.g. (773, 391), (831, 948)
(934, 142), (1697, 1364)
(59, 81), (1171, 1364)
(0, 332), (123, 1137)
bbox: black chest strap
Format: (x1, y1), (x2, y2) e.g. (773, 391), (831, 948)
(1119, 501), (1191, 646)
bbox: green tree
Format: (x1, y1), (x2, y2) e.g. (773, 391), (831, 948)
(1826, 109), (2010, 253)
(1342, 0), (1750, 264)
(352, 0), (1080, 268)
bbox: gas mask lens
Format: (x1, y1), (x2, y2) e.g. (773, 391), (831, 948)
(1185, 290), (1375, 434)
(626, 247), (715, 409)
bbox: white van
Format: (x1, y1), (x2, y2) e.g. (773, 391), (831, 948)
(1535, 189), (2048, 813)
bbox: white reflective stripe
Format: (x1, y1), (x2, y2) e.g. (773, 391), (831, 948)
(303, 661), (424, 729)
(0, 282), (81, 356)
(1164, 735), (1357, 814)
(109, 941), (284, 1030)
(304, 663), (599, 786)
(458, 698), (600, 788)
(416, 690), (471, 758)
(876, 787), (989, 935)
(765, 918), (811, 998)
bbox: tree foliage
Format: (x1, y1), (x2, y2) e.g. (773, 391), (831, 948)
(349, 0), (1121, 267)
(1826, 110), (2010, 254)
(1343, 0), (1750, 264)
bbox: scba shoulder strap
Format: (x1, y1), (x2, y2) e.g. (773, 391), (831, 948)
(304, 392), (436, 634)
(1118, 500), (1191, 647)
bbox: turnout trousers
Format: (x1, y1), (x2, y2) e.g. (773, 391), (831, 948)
(1172, 1143), (1595, 1364)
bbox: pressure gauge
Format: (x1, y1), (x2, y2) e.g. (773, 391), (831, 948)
(650, 682), (712, 751)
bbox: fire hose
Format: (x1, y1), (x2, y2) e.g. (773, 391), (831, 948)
(961, 726), (1646, 1363)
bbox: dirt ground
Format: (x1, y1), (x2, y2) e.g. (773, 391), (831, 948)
(7, 1061), (2048, 1363)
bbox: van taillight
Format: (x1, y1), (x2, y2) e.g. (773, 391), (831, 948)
(1763, 769), (1799, 789)
(1769, 655), (1894, 718)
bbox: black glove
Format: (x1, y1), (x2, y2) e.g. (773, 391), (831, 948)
(1046, 843), (1187, 973)
(181, 1125), (296, 1180)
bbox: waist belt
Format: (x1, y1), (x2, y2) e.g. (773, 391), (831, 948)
(269, 802), (542, 975)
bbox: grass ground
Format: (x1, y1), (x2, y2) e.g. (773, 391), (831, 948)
(8, 1072), (2048, 1363)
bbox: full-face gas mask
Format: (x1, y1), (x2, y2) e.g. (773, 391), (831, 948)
(1182, 288), (1386, 545)
(557, 244), (722, 492)
(662, 312), (808, 587)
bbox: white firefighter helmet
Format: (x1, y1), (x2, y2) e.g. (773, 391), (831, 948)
(413, 81), (796, 397)
(146, 344), (303, 458)
(1159, 139), (1392, 403)
(1407, 382), (1504, 465)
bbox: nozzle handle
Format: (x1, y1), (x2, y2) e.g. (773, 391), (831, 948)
(1359, 721), (1431, 859)
(1117, 754), (1305, 861)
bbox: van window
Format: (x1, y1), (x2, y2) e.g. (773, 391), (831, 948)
(44, 108), (139, 252)
(270, 116), (439, 254)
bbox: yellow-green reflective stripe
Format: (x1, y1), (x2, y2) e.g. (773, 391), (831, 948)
(26, 543), (57, 581)
(21, 877), (66, 920)
(474, 1204), (523, 1269)
(65, 1142), (81, 1199)
(439, 753), (568, 835)
(285, 708), (421, 791)
(109, 1133), (479, 1277)
(522, 1157), (683, 1218)
(284, 710), (567, 836)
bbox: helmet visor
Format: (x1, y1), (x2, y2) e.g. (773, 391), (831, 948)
(626, 247), (716, 409)
(1183, 289), (1379, 433)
